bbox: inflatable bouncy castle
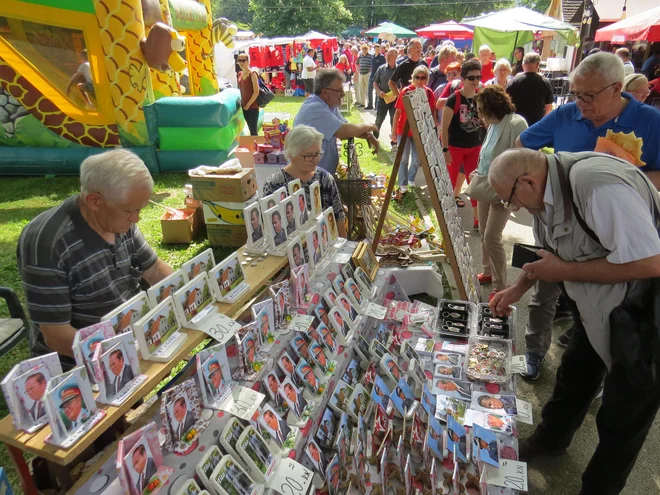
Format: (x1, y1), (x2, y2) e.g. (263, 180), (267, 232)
(0, 0), (242, 174)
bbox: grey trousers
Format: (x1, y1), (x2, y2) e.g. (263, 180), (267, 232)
(525, 280), (562, 357)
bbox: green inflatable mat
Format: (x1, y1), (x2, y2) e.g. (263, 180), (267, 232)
(147, 89), (242, 128)
(158, 119), (242, 150)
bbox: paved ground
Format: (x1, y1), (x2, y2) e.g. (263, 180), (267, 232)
(357, 102), (660, 494)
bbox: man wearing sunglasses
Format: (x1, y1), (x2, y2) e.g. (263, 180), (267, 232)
(488, 148), (660, 495)
(293, 69), (379, 175)
(514, 52), (660, 381)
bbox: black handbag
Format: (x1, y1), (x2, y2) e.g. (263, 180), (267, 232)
(256, 74), (274, 107)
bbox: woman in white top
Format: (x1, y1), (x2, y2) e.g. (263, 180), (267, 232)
(485, 59), (512, 89)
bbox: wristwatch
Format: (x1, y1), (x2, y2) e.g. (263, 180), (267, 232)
(442, 147), (449, 153)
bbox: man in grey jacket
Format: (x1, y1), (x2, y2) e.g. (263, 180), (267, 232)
(488, 148), (660, 495)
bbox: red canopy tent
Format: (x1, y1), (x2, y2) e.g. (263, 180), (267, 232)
(594, 5), (660, 42)
(416, 21), (474, 40)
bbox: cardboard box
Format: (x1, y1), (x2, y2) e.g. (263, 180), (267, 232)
(207, 224), (247, 247)
(202, 193), (258, 225)
(160, 208), (201, 244)
(190, 167), (257, 202)
(238, 135), (266, 150)
(234, 136), (267, 168)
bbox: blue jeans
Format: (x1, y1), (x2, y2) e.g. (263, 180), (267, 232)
(397, 134), (419, 187)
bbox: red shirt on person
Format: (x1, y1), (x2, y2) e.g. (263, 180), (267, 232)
(238, 70), (258, 109)
(481, 60), (494, 83)
(394, 85), (437, 137)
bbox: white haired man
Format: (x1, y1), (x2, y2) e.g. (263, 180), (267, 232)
(488, 148), (660, 495)
(514, 52), (660, 380)
(17, 149), (173, 370)
(478, 44), (494, 83)
(293, 68), (379, 175)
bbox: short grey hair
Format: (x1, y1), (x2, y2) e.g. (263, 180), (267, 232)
(407, 38), (422, 50)
(494, 58), (512, 72)
(80, 149), (153, 203)
(488, 149), (546, 188)
(478, 44), (491, 54)
(314, 68), (345, 96)
(569, 52), (625, 85)
(523, 52), (541, 65)
(284, 125), (324, 161)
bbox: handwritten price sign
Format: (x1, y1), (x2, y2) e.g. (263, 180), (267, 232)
(364, 303), (387, 320)
(288, 314), (315, 333)
(510, 355), (527, 374)
(485, 459), (528, 492)
(267, 458), (314, 495)
(218, 385), (265, 420)
(515, 398), (534, 425)
(200, 313), (242, 346)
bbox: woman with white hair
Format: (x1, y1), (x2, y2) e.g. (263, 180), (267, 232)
(486, 59), (512, 89)
(262, 125), (347, 237)
(478, 44), (494, 83)
(623, 73), (650, 103)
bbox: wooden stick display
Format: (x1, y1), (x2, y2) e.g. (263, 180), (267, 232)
(373, 89), (480, 303)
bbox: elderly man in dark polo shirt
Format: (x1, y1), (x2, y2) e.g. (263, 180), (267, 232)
(17, 149), (174, 370)
(515, 52), (660, 381)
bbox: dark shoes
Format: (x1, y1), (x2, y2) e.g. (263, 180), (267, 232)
(557, 327), (573, 347)
(364, 106), (374, 110)
(522, 352), (545, 380)
(519, 435), (567, 461)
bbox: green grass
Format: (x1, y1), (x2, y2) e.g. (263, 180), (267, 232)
(0, 95), (423, 490)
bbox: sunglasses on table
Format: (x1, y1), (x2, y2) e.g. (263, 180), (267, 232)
(465, 75), (481, 81)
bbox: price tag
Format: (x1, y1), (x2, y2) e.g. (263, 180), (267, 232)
(218, 385), (265, 420)
(334, 253), (352, 264)
(485, 459), (528, 492)
(199, 313), (242, 346)
(266, 458), (314, 495)
(365, 303), (387, 320)
(515, 398), (533, 425)
(510, 355), (527, 374)
(288, 314), (315, 332)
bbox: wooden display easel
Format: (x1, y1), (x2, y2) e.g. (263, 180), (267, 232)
(373, 89), (480, 303)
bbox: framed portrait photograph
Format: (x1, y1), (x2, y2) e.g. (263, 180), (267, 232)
(259, 192), (278, 213)
(309, 181), (322, 219)
(322, 208), (339, 243)
(328, 380), (352, 415)
(315, 408), (336, 448)
(146, 269), (188, 308)
(317, 322), (338, 355)
(262, 371), (286, 411)
(352, 242), (378, 282)
(344, 278), (364, 309)
(322, 288), (338, 309)
(335, 294), (358, 324)
(305, 438), (328, 475)
(277, 351), (297, 378)
(313, 305), (331, 329)
(293, 189), (309, 226)
(49, 371), (93, 437)
(237, 324), (261, 374)
(318, 218), (330, 254)
(282, 197), (297, 236)
(273, 186), (288, 203)
(287, 235), (306, 269)
(331, 274), (347, 298)
(100, 342), (135, 398)
(308, 341), (330, 374)
(289, 332), (310, 361)
(287, 178), (302, 196)
(353, 267), (374, 295)
(258, 403), (291, 447)
(166, 392), (197, 442)
(14, 364), (51, 428)
(244, 203), (265, 249)
(341, 358), (359, 387)
(295, 359), (320, 395)
(305, 227), (322, 270)
(181, 248), (215, 281)
(328, 307), (352, 338)
(200, 354), (228, 401)
(125, 438), (158, 495)
(263, 204), (288, 249)
(278, 377), (308, 419)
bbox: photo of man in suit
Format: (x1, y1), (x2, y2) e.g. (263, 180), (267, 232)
(271, 211), (286, 247)
(312, 231), (322, 263)
(261, 407), (291, 446)
(339, 296), (358, 320)
(298, 363), (318, 392)
(250, 208), (263, 243)
(171, 396), (196, 441)
(24, 371), (47, 422)
(58, 385), (91, 433)
(265, 373), (284, 408)
(305, 439), (328, 473)
(131, 443), (158, 494)
(292, 243), (304, 268)
(298, 193), (308, 225)
(285, 201), (296, 235)
(282, 382), (307, 418)
(331, 310), (350, 336)
(106, 348), (134, 395)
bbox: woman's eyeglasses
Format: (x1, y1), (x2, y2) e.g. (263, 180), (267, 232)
(465, 75), (481, 81)
(237, 58), (248, 62)
(414, 76), (428, 80)
(302, 151), (325, 162)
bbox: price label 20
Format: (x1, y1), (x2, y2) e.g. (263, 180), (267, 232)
(267, 459), (313, 495)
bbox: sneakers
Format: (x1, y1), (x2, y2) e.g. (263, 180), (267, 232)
(522, 352), (545, 380)
(519, 435), (567, 461)
(557, 327), (573, 347)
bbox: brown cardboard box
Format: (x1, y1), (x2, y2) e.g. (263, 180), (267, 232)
(190, 167), (257, 202)
(207, 224), (247, 247)
(160, 208), (201, 244)
(234, 136), (267, 168)
(202, 193), (258, 225)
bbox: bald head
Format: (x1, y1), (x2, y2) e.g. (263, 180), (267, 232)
(488, 149), (549, 214)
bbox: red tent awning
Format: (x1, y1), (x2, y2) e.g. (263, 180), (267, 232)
(594, 5), (660, 42)
(416, 21), (474, 40)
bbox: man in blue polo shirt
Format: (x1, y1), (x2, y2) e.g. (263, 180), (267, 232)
(516, 52), (660, 380)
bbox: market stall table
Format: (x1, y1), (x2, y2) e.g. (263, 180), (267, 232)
(0, 250), (289, 495)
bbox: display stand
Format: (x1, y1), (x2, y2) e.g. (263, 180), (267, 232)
(372, 89), (481, 303)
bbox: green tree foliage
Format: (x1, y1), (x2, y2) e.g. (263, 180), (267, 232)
(517, 0), (552, 15)
(211, 0), (254, 26)
(249, 0), (353, 36)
